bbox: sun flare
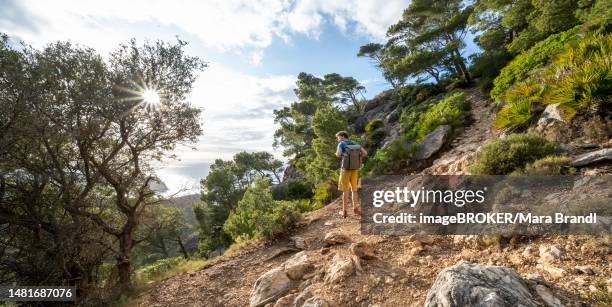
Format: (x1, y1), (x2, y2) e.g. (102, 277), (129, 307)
(142, 89), (161, 106)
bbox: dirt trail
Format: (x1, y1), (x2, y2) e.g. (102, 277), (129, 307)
(138, 89), (610, 307)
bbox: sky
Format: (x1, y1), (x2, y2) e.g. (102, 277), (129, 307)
(1, 0), (445, 195)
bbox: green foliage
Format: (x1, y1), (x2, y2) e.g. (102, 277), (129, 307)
(364, 119), (386, 152)
(384, 0), (473, 83)
(469, 134), (559, 175)
(401, 92), (469, 141)
(415, 92), (469, 139)
(136, 257), (185, 281)
(543, 32), (612, 111)
(361, 136), (417, 175)
(521, 155), (575, 175)
(491, 27), (579, 100)
(493, 83), (542, 128)
(313, 181), (340, 206)
(223, 177), (302, 241)
(495, 31), (611, 128)
(303, 105), (347, 184)
(271, 179), (314, 201)
(589, 278), (612, 306)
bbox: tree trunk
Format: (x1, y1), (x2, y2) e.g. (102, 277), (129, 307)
(453, 49), (471, 84)
(177, 235), (189, 259)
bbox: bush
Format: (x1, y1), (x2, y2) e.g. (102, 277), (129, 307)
(491, 27), (580, 100)
(136, 257), (185, 281)
(360, 137), (417, 175)
(364, 119), (386, 151)
(313, 180), (340, 206)
(494, 31), (611, 129)
(469, 134), (559, 175)
(272, 180), (314, 200)
(416, 92), (470, 139)
(520, 155), (575, 175)
(224, 177), (302, 241)
(493, 83), (542, 129)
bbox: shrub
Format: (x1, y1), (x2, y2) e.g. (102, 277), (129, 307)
(313, 180), (340, 206)
(469, 134), (559, 175)
(361, 137), (417, 175)
(494, 31), (611, 128)
(491, 27), (580, 100)
(224, 177), (302, 241)
(364, 119), (387, 151)
(416, 92), (469, 139)
(521, 155), (575, 175)
(493, 83), (543, 129)
(365, 119), (384, 133)
(272, 180), (314, 200)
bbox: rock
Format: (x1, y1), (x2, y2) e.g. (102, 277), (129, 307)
(283, 252), (314, 280)
(350, 241), (375, 259)
(323, 232), (352, 246)
(250, 268), (294, 307)
(302, 296), (330, 307)
(273, 294), (297, 307)
(574, 277), (587, 286)
(415, 125), (452, 160)
(424, 261), (538, 307)
(526, 273), (545, 283)
(409, 234), (435, 245)
(291, 236), (311, 250)
(575, 265), (595, 275)
(572, 148), (612, 167)
(522, 246), (537, 259)
(293, 286), (314, 307)
(538, 245), (563, 264)
(325, 253), (356, 284)
(536, 264), (566, 279)
(534, 285), (564, 307)
(537, 104), (567, 128)
(385, 108), (401, 123)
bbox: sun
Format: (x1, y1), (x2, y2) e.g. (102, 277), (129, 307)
(142, 89), (161, 107)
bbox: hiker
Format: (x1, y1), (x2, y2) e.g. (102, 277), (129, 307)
(335, 131), (367, 218)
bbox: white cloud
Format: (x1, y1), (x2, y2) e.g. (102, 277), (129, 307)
(3, 0), (408, 55)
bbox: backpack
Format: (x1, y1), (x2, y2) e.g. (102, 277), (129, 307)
(341, 142), (362, 170)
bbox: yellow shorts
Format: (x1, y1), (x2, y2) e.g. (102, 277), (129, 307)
(338, 169), (360, 192)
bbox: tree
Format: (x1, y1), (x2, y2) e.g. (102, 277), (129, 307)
(386, 0), (473, 84)
(357, 43), (405, 89)
(195, 151), (284, 255)
(0, 34), (206, 295)
(304, 105), (347, 184)
(137, 205), (192, 262)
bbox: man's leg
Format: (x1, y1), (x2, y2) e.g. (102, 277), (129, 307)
(350, 170), (361, 214)
(338, 170), (349, 218)
(352, 191), (360, 213)
(342, 192), (350, 216)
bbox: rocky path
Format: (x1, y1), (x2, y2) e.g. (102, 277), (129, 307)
(137, 197), (610, 306)
(422, 87), (497, 175)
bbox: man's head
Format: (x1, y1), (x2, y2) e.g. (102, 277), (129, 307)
(335, 131), (349, 142)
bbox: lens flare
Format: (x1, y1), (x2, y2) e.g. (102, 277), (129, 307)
(142, 89), (160, 106)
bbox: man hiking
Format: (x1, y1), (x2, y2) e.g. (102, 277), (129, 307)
(335, 131), (367, 218)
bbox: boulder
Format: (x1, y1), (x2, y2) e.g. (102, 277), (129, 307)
(575, 265), (595, 275)
(283, 251), (314, 280)
(323, 232), (352, 246)
(409, 234), (435, 245)
(536, 263), (566, 279)
(250, 268), (294, 307)
(273, 294), (297, 307)
(415, 125), (452, 160)
(302, 297), (330, 307)
(350, 241), (375, 259)
(293, 285), (314, 306)
(325, 253), (356, 284)
(534, 285), (564, 307)
(424, 261), (538, 307)
(537, 104), (567, 128)
(538, 245), (563, 264)
(385, 108), (401, 124)
(572, 148), (612, 167)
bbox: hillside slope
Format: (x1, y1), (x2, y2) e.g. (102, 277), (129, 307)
(137, 88), (611, 307)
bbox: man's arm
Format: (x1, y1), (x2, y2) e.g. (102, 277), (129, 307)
(335, 145), (343, 157)
(360, 147), (368, 157)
